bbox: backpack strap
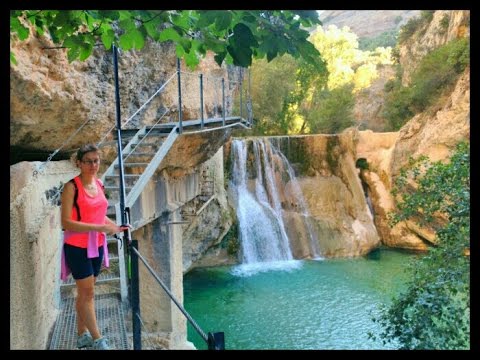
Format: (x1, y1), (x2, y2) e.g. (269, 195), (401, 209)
(69, 178), (81, 221)
(67, 177), (105, 223)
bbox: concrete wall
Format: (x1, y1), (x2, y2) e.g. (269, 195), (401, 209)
(10, 160), (78, 349)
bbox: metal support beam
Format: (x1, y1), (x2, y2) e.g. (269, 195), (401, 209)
(130, 240), (141, 350)
(221, 78), (225, 127)
(177, 58), (183, 134)
(199, 74), (204, 130)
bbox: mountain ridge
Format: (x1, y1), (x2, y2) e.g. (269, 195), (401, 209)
(319, 10), (421, 38)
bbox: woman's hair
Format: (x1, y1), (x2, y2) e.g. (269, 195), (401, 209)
(76, 143), (99, 161)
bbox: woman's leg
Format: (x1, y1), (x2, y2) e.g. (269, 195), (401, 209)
(65, 244), (104, 339)
(75, 276), (102, 340)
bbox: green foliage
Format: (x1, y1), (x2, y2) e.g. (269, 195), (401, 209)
(249, 55), (299, 135)
(220, 223), (240, 256)
(397, 11), (434, 44)
(306, 84), (355, 134)
(410, 38), (469, 112)
(309, 25), (392, 91)
(280, 57), (329, 134)
(358, 30), (398, 51)
(10, 10), (323, 70)
(250, 24), (394, 136)
(374, 142), (470, 349)
(390, 46), (400, 64)
(10, 51), (17, 65)
(383, 38), (469, 130)
(383, 86), (414, 130)
(420, 10), (435, 23)
(439, 14), (450, 33)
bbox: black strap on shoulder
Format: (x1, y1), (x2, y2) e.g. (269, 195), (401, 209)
(70, 179), (81, 221)
(68, 178), (105, 222)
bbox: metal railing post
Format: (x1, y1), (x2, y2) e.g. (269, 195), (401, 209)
(240, 78), (243, 119)
(112, 45), (128, 226)
(208, 332), (225, 350)
(248, 68), (253, 126)
(130, 240), (141, 350)
(200, 74), (204, 130)
(177, 58), (183, 134)
(221, 78), (225, 127)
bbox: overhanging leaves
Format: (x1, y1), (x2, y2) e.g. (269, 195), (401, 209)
(10, 10), (325, 69)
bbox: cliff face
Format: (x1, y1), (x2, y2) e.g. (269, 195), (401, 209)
(391, 70), (470, 178)
(10, 28), (240, 161)
(353, 65), (396, 131)
(319, 10), (420, 38)
(399, 10), (470, 85)
(356, 10), (470, 250)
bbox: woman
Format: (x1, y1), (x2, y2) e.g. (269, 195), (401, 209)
(61, 144), (129, 350)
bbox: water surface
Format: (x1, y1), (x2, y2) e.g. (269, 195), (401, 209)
(184, 248), (416, 350)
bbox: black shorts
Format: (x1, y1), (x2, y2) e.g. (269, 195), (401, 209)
(64, 243), (104, 280)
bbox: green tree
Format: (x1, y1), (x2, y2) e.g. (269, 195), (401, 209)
(10, 10), (322, 69)
(280, 58), (329, 134)
(306, 84), (355, 134)
(358, 30), (398, 51)
(249, 55), (298, 135)
(309, 25), (392, 90)
(374, 142), (470, 349)
(249, 24), (395, 135)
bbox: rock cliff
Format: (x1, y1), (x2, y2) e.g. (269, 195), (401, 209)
(10, 28), (241, 162)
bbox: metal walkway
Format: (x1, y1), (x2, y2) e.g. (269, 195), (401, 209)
(49, 293), (129, 350)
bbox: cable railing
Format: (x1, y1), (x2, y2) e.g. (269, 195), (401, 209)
(96, 72), (178, 149)
(178, 67), (249, 129)
(34, 51), (251, 184)
(122, 108), (170, 164)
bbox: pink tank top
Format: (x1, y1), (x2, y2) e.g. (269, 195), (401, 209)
(64, 176), (108, 248)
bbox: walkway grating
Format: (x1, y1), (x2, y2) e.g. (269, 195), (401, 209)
(49, 293), (130, 350)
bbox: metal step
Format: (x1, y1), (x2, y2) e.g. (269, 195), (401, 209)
(114, 163), (149, 168)
(123, 152), (157, 158)
(104, 174), (141, 187)
(122, 153), (156, 163)
(104, 185), (134, 192)
(128, 143), (160, 151)
(49, 293), (129, 350)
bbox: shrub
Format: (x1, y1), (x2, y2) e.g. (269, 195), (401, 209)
(382, 38), (469, 129)
(373, 142), (470, 349)
(439, 14), (450, 33)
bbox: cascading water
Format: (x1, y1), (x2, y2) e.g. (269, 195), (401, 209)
(229, 138), (320, 276)
(269, 140), (322, 259)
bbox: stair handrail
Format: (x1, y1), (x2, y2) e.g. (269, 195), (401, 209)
(125, 125), (179, 210)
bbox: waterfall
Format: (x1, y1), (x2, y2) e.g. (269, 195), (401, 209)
(229, 138), (320, 276)
(271, 144), (322, 259)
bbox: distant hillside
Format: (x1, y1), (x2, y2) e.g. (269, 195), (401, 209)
(319, 10), (421, 39)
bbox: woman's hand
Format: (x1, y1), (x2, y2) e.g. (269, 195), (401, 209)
(100, 222), (131, 235)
